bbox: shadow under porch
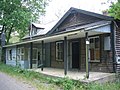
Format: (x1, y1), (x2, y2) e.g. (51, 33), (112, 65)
(49, 34), (114, 73)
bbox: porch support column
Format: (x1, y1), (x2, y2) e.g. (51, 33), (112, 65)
(16, 45), (18, 66)
(85, 32), (89, 79)
(111, 21), (116, 73)
(41, 40), (44, 71)
(64, 36), (67, 75)
(30, 42), (33, 69)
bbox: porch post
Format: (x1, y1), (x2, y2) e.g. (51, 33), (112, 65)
(41, 40), (44, 71)
(64, 36), (67, 75)
(85, 32), (89, 79)
(16, 45), (18, 66)
(111, 21), (116, 73)
(30, 42), (33, 69)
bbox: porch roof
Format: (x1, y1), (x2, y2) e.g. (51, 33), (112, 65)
(3, 21), (111, 48)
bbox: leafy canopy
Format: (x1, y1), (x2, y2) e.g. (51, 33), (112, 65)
(0, 0), (49, 44)
(108, 0), (120, 19)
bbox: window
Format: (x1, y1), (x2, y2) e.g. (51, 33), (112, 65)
(17, 48), (24, 61)
(34, 29), (37, 35)
(56, 41), (63, 61)
(89, 36), (100, 62)
(32, 48), (38, 65)
(7, 49), (12, 60)
(17, 48), (20, 60)
(32, 48), (37, 60)
(31, 28), (37, 36)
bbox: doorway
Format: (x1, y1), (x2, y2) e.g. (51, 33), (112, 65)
(72, 41), (79, 68)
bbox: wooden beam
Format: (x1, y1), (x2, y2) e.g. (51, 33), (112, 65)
(30, 42), (33, 69)
(111, 21), (116, 73)
(41, 40), (44, 71)
(85, 32), (89, 79)
(64, 36), (67, 75)
(16, 45), (18, 66)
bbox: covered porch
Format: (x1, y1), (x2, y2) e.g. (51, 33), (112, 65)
(4, 21), (115, 79)
(32, 68), (115, 83)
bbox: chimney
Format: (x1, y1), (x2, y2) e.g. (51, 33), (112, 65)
(102, 10), (108, 16)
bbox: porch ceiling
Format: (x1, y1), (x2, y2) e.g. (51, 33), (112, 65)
(35, 26), (110, 43)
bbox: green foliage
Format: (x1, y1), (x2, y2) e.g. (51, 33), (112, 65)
(48, 77), (74, 90)
(87, 82), (120, 90)
(9, 36), (19, 43)
(108, 0), (120, 19)
(0, 0), (49, 44)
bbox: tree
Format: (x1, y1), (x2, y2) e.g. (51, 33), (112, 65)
(108, 0), (120, 19)
(0, 0), (49, 44)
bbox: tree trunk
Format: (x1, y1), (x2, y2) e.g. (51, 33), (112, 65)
(1, 25), (5, 33)
(6, 25), (13, 44)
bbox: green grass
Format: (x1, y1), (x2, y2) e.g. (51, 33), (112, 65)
(0, 62), (120, 90)
(0, 62), (59, 90)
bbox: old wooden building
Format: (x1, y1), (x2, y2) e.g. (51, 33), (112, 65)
(3, 8), (120, 77)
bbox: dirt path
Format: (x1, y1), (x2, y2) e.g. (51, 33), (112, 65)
(0, 72), (37, 90)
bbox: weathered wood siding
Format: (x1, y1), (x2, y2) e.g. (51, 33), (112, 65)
(52, 12), (102, 34)
(50, 34), (113, 72)
(6, 46), (17, 66)
(115, 28), (120, 72)
(50, 42), (64, 68)
(80, 34), (113, 72)
(45, 43), (51, 67)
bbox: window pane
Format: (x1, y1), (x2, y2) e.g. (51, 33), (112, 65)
(95, 38), (100, 48)
(17, 48), (20, 54)
(8, 50), (12, 60)
(56, 41), (63, 61)
(95, 49), (100, 60)
(17, 55), (20, 61)
(90, 43), (94, 49)
(89, 37), (100, 62)
(21, 48), (24, 53)
(90, 39), (94, 43)
(21, 55), (24, 60)
(90, 49), (94, 60)
(33, 49), (37, 59)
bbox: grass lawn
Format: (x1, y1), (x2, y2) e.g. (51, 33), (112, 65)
(0, 62), (120, 90)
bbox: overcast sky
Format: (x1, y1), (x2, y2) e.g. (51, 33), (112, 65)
(40, 0), (117, 24)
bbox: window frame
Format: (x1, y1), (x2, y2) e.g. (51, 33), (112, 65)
(7, 49), (12, 60)
(89, 36), (100, 62)
(32, 48), (38, 60)
(56, 41), (64, 62)
(17, 47), (24, 61)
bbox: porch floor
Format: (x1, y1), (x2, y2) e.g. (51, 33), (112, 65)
(32, 68), (116, 83)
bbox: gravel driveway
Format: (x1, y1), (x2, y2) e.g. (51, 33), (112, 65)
(0, 72), (37, 90)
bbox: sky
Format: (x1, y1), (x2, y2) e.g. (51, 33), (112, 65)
(40, 0), (117, 24)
